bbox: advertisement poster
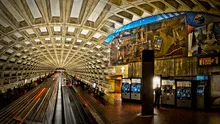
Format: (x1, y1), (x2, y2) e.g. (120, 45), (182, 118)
(109, 15), (187, 65)
(211, 75), (220, 107)
(187, 13), (220, 56)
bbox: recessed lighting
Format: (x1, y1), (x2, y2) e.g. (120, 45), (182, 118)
(93, 33), (101, 39)
(68, 27), (75, 32)
(96, 45), (101, 49)
(77, 39), (82, 42)
(25, 41), (30, 44)
(86, 42), (92, 45)
(54, 26), (61, 32)
(56, 37), (61, 40)
(66, 38), (72, 41)
(81, 29), (89, 35)
(45, 38), (50, 40)
(35, 39), (40, 42)
(40, 27), (47, 32)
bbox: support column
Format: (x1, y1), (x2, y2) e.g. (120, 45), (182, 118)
(141, 50), (154, 115)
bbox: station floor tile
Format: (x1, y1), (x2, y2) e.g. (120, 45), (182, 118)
(75, 87), (220, 124)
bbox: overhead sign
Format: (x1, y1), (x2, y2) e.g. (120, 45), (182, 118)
(198, 56), (219, 66)
(196, 75), (208, 80)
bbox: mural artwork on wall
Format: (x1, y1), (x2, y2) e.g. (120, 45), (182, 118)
(187, 13), (220, 56)
(109, 15), (187, 65)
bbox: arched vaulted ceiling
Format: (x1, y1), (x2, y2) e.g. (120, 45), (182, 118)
(0, 0), (220, 88)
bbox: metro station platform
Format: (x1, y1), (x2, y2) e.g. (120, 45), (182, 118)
(74, 86), (220, 124)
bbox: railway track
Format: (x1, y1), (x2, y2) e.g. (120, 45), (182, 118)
(0, 77), (57, 124)
(62, 86), (97, 124)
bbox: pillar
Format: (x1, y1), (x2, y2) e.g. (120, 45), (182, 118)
(141, 50), (154, 115)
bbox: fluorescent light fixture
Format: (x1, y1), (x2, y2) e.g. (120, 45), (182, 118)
(68, 27), (75, 32)
(66, 38), (72, 41)
(40, 27), (47, 32)
(93, 33), (101, 39)
(82, 47), (86, 50)
(97, 53), (101, 56)
(48, 44), (52, 46)
(76, 39), (82, 42)
(56, 44), (61, 46)
(65, 44), (70, 47)
(86, 42), (92, 45)
(81, 29), (89, 35)
(40, 45), (44, 47)
(54, 26), (61, 32)
(45, 38), (50, 40)
(73, 45), (78, 48)
(90, 50), (93, 52)
(96, 45), (101, 49)
(56, 37), (61, 40)
(35, 39), (40, 42)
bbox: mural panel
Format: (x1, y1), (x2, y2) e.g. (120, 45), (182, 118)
(109, 15), (187, 65)
(187, 13), (220, 56)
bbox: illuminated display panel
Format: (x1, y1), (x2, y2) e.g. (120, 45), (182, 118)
(122, 78), (131, 83)
(198, 56), (219, 66)
(131, 78), (141, 83)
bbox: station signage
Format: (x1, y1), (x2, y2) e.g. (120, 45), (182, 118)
(198, 56), (219, 67)
(196, 75), (208, 80)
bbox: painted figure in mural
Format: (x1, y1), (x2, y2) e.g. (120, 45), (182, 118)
(203, 23), (220, 54)
(117, 34), (124, 61)
(166, 30), (184, 56)
(214, 23), (220, 41)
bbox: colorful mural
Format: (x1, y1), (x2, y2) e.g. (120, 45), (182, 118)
(187, 13), (220, 56)
(109, 15), (187, 65)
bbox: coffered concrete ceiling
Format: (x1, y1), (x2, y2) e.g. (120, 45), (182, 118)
(0, 0), (220, 87)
